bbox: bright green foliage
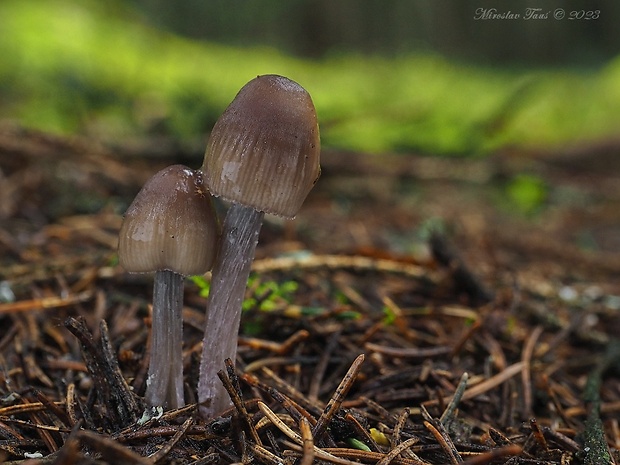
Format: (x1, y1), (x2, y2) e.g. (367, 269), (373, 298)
(334, 290), (351, 305)
(346, 438), (371, 451)
(382, 305), (397, 325)
(505, 174), (548, 215)
(2, 1), (620, 155)
(243, 276), (299, 312)
(189, 275), (210, 298)
(336, 310), (362, 320)
(190, 274), (299, 312)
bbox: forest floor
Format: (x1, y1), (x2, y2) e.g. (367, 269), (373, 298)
(0, 122), (619, 464)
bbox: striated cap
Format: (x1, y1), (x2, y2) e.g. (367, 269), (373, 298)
(118, 165), (219, 276)
(202, 74), (320, 219)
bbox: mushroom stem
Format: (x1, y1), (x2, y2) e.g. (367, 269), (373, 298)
(198, 203), (264, 418)
(145, 270), (185, 409)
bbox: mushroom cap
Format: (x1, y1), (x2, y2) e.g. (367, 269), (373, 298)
(118, 165), (219, 276)
(202, 74), (320, 219)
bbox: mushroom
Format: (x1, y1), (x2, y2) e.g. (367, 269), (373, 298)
(198, 74), (320, 417)
(119, 164), (219, 410)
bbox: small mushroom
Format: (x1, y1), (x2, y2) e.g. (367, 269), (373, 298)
(198, 74), (320, 417)
(119, 164), (219, 410)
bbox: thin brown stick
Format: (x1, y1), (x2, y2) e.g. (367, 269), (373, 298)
(247, 441), (286, 465)
(461, 444), (522, 465)
(565, 400), (620, 417)
(0, 291), (94, 315)
(528, 418), (548, 451)
(99, 320), (141, 424)
(1, 417), (70, 434)
(239, 329), (310, 355)
(320, 447), (429, 465)
(242, 372), (316, 426)
(65, 383), (78, 427)
(365, 343), (452, 359)
(312, 354), (365, 442)
(261, 366), (324, 413)
(521, 326), (544, 418)
(440, 372), (469, 427)
(258, 401), (358, 465)
(361, 396), (392, 420)
(299, 417), (315, 465)
(149, 417), (193, 464)
(542, 427), (580, 453)
(424, 420), (462, 464)
(77, 429), (152, 465)
(392, 407), (410, 447)
(466, 365), (518, 403)
(344, 412), (381, 452)
(450, 320), (481, 358)
(284, 443), (429, 465)
(0, 402), (65, 417)
(308, 330), (341, 402)
(28, 388), (71, 428)
(217, 361), (262, 446)
(422, 405), (462, 465)
(425, 362), (525, 406)
(252, 254), (430, 280)
(377, 437), (420, 465)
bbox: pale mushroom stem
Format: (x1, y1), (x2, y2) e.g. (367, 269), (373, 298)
(198, 204), (264, 418)
(145, 270), (185, 409)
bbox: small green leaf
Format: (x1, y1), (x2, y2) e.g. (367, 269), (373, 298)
(346, 438), (371, 451)
(189, 275), (210, 298)
(506, 174), (547, 214)
(382, 305), (396, 325)
(337, 310), (362, 320)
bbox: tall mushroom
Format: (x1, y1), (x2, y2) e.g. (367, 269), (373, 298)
(198, 74), (320, 417)
(119, 164), (219, 410)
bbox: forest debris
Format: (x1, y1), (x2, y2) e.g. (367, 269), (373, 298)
(259, 402), (361, 465)
(430, 232), (492, 306)
(423, 419), (462, 464)
(312, 354), (364, 443)
(0, 291), (94, 315)
(376, 437), (421, 465)
(440, 372), (469, 428)
(147, 417), (193, 464)
(298, 417), (315, 465)
(76, 429), (152, 465)
(2, 126), (620, 463)
(217, 359), (261, 446)
(238, 329), (310, 355)
(252, 254), (431, 280)
(520, 325), (544, 418)
(308, 330), (341, 402)
(460, 444), (522, 464)
(581, 339), (620, 465)
(424, 362), (524, 408)
(63, 317), (143, 431)
(365, 343), (452, 359)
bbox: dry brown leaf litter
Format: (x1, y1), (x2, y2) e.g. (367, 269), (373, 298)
(1, 123), (619, 464)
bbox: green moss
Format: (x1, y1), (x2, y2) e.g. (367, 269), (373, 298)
(505, 174), (548, 215)
(2, 0), (620, 155)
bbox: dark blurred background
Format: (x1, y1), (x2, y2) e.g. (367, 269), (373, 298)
(128, 0), (619, 65)
(2, 0), (620, 156)
(2, 0), (620, 272)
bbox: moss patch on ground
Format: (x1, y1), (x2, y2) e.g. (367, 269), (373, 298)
(2, 0), (620, 156)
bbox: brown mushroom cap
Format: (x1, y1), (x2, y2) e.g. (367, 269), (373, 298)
(202, 74), (320, 219)
(118, 165), (219, 276)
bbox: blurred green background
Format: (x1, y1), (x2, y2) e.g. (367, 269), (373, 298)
(2, 0), (620, 156)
